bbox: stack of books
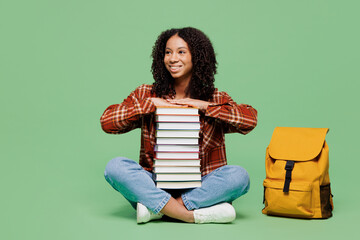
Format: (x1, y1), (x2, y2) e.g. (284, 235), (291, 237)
(154, 107), (202, 189)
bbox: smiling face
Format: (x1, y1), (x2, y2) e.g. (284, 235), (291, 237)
(164, 34), (193, 83)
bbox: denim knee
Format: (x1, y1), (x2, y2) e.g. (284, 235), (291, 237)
(104, 157), (134, 184)
(226, 165), (250, 197)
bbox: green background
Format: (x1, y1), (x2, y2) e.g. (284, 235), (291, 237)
(1, 0), (359, 239)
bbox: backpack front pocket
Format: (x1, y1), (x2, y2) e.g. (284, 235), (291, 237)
(263, 179), (314, 218)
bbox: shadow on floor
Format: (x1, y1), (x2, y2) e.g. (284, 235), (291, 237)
(105, 205), (249, 223)
(235, 211), (247, 220)
(108, 205), (135, 220)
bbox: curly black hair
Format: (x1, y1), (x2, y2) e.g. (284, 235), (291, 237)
(151, 27), (217, 101)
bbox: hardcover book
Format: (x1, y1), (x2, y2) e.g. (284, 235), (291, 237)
(153, 159), (201, 166)
(155, 151), (199, 159)
(156, 122), (200, 130)
(156, 137), (199, 145)
(155, 144), (199, 152)
(156, 107), (199, 115)
(153, 165), (201, 173)
(155, 181), (202, 189)
(156, 114), (200, 122)
(156, 130), (199, 138)
(155, 173), (201, 181)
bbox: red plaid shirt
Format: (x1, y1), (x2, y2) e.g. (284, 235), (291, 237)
(100, 84), (257, 176)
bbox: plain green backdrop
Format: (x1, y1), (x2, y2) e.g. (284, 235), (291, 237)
(1, 0), (359, 239)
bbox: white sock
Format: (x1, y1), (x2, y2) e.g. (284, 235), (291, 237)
(137, 203), (164, 224)
(193, 203), (236, 224)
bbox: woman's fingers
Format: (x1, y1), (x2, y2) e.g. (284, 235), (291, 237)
(168, 98), (209, 110)
(150, 98), (176, 107)
(150, 98), (208, 110)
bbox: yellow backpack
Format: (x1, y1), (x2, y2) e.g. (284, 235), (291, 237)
(262, 127), (333, 219)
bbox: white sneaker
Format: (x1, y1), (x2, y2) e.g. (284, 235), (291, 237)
(193, 203), (236, 224)
(136, 203), (164, 224)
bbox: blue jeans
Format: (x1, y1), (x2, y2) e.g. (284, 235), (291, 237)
(104, 157), (250, 214)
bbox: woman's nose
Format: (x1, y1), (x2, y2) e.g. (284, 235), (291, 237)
(169, 53), (179, 62)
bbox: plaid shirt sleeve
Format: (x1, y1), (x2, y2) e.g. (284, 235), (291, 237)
(100, 84), (156, 134)
(205, 90), (258, 134)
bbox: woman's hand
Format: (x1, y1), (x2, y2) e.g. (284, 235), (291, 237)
(149, 98), (178, 107)
(167, 98), (210, 111)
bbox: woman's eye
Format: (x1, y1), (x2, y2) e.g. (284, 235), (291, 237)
(179, 51), (185, 54)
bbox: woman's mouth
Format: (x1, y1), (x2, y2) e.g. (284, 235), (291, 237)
(169, 65), (183, 73)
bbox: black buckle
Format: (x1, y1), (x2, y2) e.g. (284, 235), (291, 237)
(285, 161), (295, 171)
(283, 161), (295, 193)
